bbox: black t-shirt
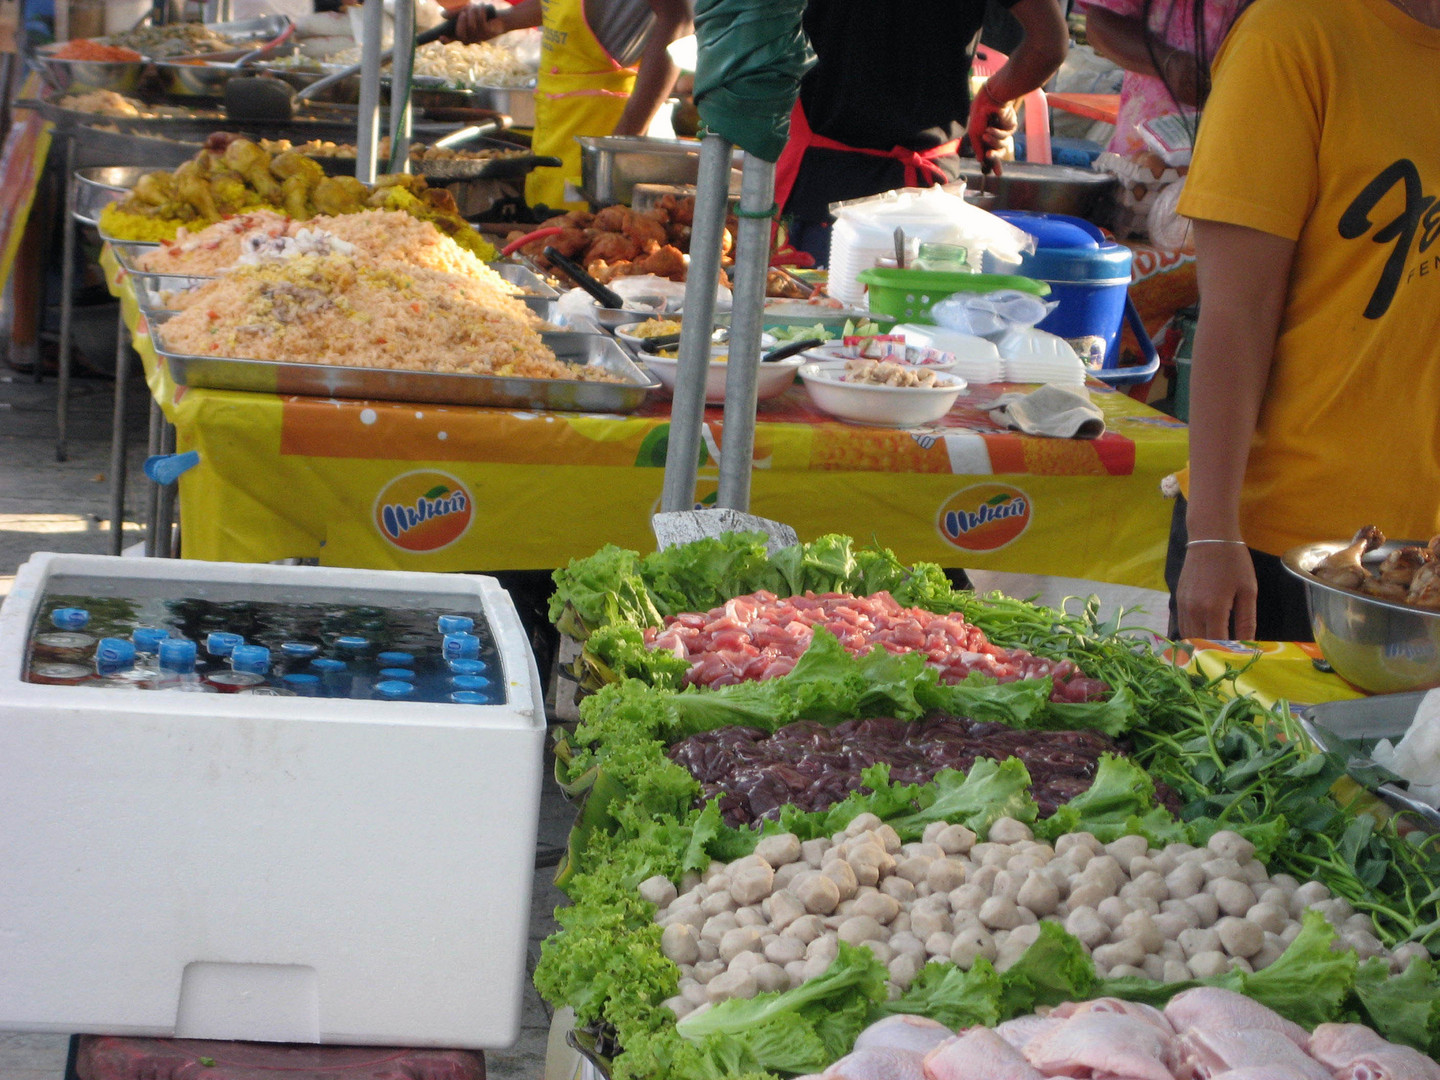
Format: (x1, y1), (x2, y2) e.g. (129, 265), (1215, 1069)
(786, 0), (1020, 222)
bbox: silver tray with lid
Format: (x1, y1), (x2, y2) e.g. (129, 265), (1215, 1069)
(143, 314), (658, 413)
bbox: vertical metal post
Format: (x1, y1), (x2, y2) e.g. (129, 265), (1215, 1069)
(716, 153), (776, 510)
(661, 134), (732, 512)
(154, 421), (178, 559)
(55, 135), (77, 461)
(108, 309), (131, 556)
(355, 0), (386, 184)
(388, 0), (415, 173)
(144, 400), (163, 557)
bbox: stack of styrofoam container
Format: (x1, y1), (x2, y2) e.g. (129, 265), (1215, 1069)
(0, 554), (546, 1049)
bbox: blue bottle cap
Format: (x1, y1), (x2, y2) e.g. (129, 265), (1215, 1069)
(157, 638), (198, 673)
(283, 672), (320, 686)
(448, 658), (487, 675)
(231, 644), (271, 675)
(450, 691), (487, 704)
(335, 635), (369, 651)
(132, 627), (168, 654)
(51, 608), (90, 630)
(206, 631), (244, 657)
(374, 679), (415, 699)
(452, 674), (490, 691)
(379, 667), (415, 680)
(96, 637), (137, 668)
(311, 657), (347, 673)
(377, 651), (415, 666)
(437, 615), (475, 635)
(281, 641), (320, 659)
(442, 632), (480, 661)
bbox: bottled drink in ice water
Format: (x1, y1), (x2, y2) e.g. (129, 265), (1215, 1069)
(379, 667), (415, 680)
(281, 642), (320, 660)
(282, 673), (321, 696)
(158, 638), (198, 674)
(50, 608), (90, 631)
(95, 638), (136, 671)
(452, 674), (490, 692)
(451, 691), (487, 704)
(206, 632), (244, 658)
(231, 645), (271, 675)
(437, 615), (474, 635)
(335, 636), (369, 653)
(443, 632), (480, 661)
(132, 627), (168, 655)
(206, 671), (266, 693)
(378, 651), (415, 667)
(374, 680), (415, 700)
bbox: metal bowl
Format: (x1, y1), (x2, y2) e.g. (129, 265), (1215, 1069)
(946, 162), (1117, 218)
(153, 59), (247, 97)
(32, 53), (145, 94)
(73, 165), (149, 227)
(1283, 540), (1440, 695)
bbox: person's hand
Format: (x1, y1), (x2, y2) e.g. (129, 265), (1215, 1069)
(966, 82), (1017, 176)
(1177, 543), (1257, 640)
(454, 3), (505, 43)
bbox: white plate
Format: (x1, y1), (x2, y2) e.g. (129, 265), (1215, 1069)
(799, 361), (966, 427)
(613, 320), (685, 352)
(640, 352), (804, 403)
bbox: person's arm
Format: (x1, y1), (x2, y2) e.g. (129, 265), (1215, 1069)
(1176, 219), (1296, 639)
(1084, 7), (1200, 106)
(454, 0), (541, 44)
(968, 0), (1068, 170)
(612, 0), (693, 137)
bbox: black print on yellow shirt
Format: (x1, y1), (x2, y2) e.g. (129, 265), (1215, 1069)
(1338, 158), (1439, 321)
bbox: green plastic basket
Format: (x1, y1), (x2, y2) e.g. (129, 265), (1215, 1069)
(856, 268), (1050, 325)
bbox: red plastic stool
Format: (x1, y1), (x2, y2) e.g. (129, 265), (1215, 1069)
(74, 1037), (485, 1080)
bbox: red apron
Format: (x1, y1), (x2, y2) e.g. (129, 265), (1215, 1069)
(773, 100), (963, 213)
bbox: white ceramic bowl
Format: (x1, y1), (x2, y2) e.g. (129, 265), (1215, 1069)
(799, 361), (966, 427)
(614, 319), (685, 352)
(640, 351), (805, 403)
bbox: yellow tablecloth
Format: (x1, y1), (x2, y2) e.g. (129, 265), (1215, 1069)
(1183, 638), (1367, 710)
(108, 248), (1188, 580)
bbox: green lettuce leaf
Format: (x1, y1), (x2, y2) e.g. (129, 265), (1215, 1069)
(1037, 755), (1186, 846)
(885, 757), (1038, 842)
(996, 920), (1098, 1015)
(1350, 953), (1440, 1054)
(882, 958), (1004, 1029)
(550, 544), (664, 630)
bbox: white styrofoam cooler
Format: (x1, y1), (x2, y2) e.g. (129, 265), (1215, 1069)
(0, 554), (547, 1049)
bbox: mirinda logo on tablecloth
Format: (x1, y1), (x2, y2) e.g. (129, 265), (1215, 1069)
(936, 483), (1032, 552)
(374, 470), (474, 552)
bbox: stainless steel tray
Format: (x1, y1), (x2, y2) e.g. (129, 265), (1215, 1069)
(146, 317), (658, 412)
(1298, 693), (1440, 829)
(130, 272), (212, 311)
(110, 240), (174, 274)
(74, 166), (147, 227)
(577, 135), (745, 207)
(492, 262), (558, 299)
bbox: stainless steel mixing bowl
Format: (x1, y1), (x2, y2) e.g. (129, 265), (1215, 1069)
(1283, 540), (1440, 695)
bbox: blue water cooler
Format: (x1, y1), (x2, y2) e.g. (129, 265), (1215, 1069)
(991, 211), (1160, 386)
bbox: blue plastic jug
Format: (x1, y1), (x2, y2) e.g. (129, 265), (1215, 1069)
(992, 211), (1159, 386)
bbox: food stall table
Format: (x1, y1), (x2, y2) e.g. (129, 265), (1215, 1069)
(108, 261), (1188, 587)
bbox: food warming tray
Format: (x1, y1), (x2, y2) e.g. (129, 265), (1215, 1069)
(1298, 691), (1440, 830)
(145, 315), (659, 413)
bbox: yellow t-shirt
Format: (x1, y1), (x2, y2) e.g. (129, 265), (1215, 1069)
(1177, 0), (1440, 555)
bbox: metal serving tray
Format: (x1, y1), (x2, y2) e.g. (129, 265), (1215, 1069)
(1298, 692), (1440, 829)
(492, 262), (559, 299)
(145, 317), (658, 413)
(130, 272), (211, 312)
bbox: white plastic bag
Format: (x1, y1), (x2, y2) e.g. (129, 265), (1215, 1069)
(930, 289), (1058, 339)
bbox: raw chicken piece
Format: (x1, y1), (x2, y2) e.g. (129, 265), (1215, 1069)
(1051, 997), (1177, 1036)
(855, 1016), (956, 1057)
(1178, 1028), (1332, 1080)
(923, 1028), (1044, 1080)
(825, 1046), (926, 1080)
(993, 1015), (1063, 1052)
(1022, 1012), (1177, 1080)
(1209, 1069), (1319, 1080)
(1308, 1023), (1440, 1080)
(1163, 987), (1309, 1050)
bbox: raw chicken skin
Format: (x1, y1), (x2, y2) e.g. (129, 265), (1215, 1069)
(923, 1028), (1044, 1080)
(855, 1015), (956, 1057)
(825, 1046), (927, 1080)
(1308, 1023), (1440, 1080)
(1178, 1028), (1331, 1080)
(1163, 988), (1309, 1050)
(1022, 1013), (1177, 1080)
(994, 1016), (1064, 1052)
(1051, 998), (1177, 1037)
(1208, 1071), (1318, 1080)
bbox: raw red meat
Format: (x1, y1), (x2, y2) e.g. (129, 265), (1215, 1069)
(643, 590), (1108, 702)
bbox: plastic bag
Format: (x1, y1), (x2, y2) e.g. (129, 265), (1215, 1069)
(930, 289), (1058, 339)
(834, 185), (1037, 269)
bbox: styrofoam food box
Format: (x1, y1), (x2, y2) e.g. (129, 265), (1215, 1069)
(0, 553), (546, 1049)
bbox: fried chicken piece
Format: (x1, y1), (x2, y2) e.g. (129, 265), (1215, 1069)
(1408, 562), (1440, 610)
(173, 161), (218, 220)
(1313, 525), (1386, 590)
(584, 231), (642, 266)
(280, 174), (315, 220)
(269, 149), (325, 185)
(624, 211), (669, 247)
(631, 243), (686, 281)
(312, 175), (369, 217)
(658, 194), (695, 227)
(421, 187), (459, 214)
(591, 205), (636, 234)
(209, 171), (252, 216)
(222, 138), (281, 201)
(132, 171), (176, 207)
(531, 226), (588, 261)
(587, 259), (632, 284)
(664, 220), (693, 251)
(544, 209), (593, 231)
(1376, 545), (1433, 588)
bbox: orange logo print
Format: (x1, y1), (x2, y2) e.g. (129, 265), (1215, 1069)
(937, 483), (1032, 552)
(374, 471), (474, 552)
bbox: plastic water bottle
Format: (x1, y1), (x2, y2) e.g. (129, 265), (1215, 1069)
(95, 638), (137, 671)
(374, 680), (415, 700)
(377, 651), (415, 667)
(50, 608), (90, 631)
(206, 632), (244, 658)
(231, 645), (271, 676)
(437, 615), (474, 635)
(132, 627), (168, 655)
(450, 691), (487, 704)
(281, 642), (320, 660)
(452, 674), (490, 692)
(379, 667), (415, 681)
(158, 638), (198, 675)
(443, 632), (480, 661)
(449, 658), (487, 675)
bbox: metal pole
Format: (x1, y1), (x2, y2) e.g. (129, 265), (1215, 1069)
(660, 134), (732, 512)
(155, 421), (178, 559)
(108, 310), (131, 556)
(55, 136), (78, 461)
(716, 154), (775, 510)
(144, 400), (163, 558)
(355, 0), (386, 184)
(388, 0), (415, 173)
